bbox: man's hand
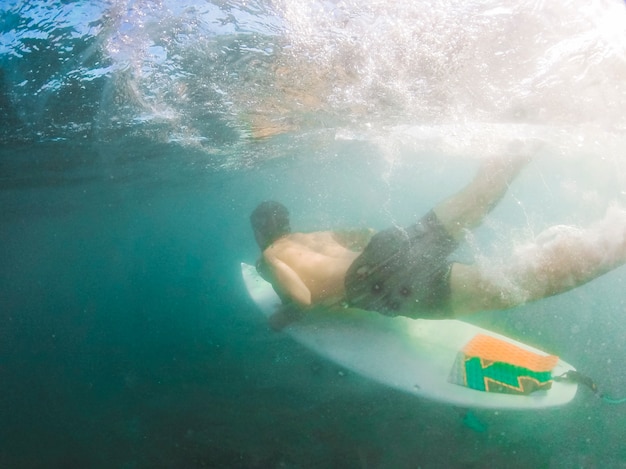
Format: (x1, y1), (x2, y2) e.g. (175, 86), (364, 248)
(268, 302), (307, 331)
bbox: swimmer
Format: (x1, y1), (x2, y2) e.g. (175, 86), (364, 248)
(250, 144), (626, 328)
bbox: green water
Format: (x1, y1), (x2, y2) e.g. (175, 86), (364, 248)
(3, 1), (626, 467)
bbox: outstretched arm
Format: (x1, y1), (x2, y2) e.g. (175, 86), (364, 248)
(434, 143), (537, 241)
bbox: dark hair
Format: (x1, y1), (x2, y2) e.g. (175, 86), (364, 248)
(250, 201), (291, 250)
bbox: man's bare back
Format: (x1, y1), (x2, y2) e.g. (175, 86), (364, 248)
(262, 231), (362, 306)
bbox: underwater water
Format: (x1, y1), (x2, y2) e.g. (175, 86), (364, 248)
(2, 0), (626, 467)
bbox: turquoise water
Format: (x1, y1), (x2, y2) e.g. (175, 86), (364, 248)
(3, 1), (626, 467)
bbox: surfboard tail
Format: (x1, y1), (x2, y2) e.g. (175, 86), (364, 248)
(449, 334), (559, 395)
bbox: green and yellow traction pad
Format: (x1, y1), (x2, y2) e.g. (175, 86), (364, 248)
(449, 334), (559, 395)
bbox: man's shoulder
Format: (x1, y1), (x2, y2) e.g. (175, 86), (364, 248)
(265, 231), (341, 258)
(275, 231), (335, 244)
(290, 230), (335, 238)
(263, 233), (310, 254)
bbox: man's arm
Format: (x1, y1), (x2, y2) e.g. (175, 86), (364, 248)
(268, 302), (307, 330)
(265, 256), (312, 306)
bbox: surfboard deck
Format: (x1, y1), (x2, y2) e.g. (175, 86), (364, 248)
(241, 262), (578, 409)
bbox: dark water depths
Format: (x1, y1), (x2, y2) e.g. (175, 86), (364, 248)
(3, 1), (626, 467)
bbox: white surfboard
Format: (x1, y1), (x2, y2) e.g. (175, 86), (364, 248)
(242, 263), (578, 409)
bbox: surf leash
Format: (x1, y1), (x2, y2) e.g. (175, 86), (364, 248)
(554, 370), (626, 404)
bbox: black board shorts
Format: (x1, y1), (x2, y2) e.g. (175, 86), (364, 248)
(344, 211), (458, 318)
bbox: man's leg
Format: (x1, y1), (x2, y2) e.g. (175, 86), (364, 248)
(448, 206), (626, 315)
(433, 142), (536, 241)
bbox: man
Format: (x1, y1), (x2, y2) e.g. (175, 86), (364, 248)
(250, 146), (626, 327)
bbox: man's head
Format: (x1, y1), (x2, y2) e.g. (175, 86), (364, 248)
(250, 201), (291, 250)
